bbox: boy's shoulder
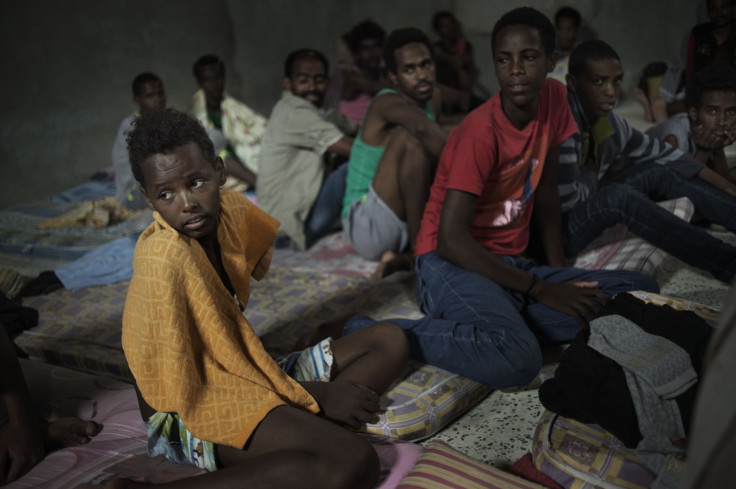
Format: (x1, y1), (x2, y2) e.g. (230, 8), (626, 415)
(542, 78), (569, 106)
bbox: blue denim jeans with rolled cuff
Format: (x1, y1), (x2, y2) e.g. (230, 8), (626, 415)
(344, 251), (658, 389)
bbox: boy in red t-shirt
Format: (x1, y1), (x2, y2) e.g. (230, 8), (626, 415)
(339, 7), (658, 389)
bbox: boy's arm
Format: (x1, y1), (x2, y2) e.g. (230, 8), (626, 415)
(437, 83), (471, 116)
(437, 189), (607, 326)
(299, 381), (379, 429)
(686, 124), (736, 185)
(223, 155), (257, 188)
(533, 145), (566, 268)
(696, 166), (736, 198)
(326, 136), (354, 157)
(376, 92), (447, 158)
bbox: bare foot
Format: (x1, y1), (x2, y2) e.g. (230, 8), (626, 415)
(634, 87), (653, 122)
(372, 250), (412, 279)
(651, 92), (668, 123)
(44, 417), (103, 451)
(293, 312), (354, 350)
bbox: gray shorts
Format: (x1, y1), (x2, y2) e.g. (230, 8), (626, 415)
(342, 184), (409, 261)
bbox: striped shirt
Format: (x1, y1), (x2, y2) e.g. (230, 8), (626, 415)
(558, 92), (704, 213)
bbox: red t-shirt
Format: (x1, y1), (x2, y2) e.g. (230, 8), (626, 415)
(415, 78), (578, 257)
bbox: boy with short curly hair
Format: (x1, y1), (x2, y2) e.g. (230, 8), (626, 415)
(113, 108), (408, 489)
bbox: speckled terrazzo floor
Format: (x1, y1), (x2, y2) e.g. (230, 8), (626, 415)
(423, 227), (735, 468)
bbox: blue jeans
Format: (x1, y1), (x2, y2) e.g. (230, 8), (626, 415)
(304, 162), (348, 249)
(344, 252), (658, 388)
(564, 162), (736, 283)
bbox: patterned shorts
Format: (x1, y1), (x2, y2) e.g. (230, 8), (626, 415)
(145, 338), (334, 471)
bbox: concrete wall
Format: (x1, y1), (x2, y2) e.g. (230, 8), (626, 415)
(0, 0), (708, 209)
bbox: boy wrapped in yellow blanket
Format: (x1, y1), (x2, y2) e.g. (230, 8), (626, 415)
(114, 109), (408, 489)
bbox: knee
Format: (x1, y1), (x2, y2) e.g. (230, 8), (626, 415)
(460, 329), (543, 388)
(388, 126), (428, 164)
(485, 345), (542, 389)
(598, 184), (650, 215)
(371, 321), (410, 362)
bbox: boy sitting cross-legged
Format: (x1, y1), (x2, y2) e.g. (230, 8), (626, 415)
(110, 109), (408, 489)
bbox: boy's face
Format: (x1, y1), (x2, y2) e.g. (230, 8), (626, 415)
(567, 57), (623, 122)
(436, 16), (459, 42)
(708, 0), (733, 27)
(197, 64), (225, 109)
(389, 42), (436, 104)
(355, 37), (383, 70)
(689, 90), (736, 138)
(493, 24), (553, 115)
(282, 56), (329, 107)
(555, 17), (579, 52)
(141, 142), (226, 242)
(134, 81), (166, 117)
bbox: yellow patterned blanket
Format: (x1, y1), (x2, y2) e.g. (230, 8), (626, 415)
(122, 191), (318, 449)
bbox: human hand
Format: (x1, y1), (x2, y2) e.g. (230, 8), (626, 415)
(692, 122), (733, 150)
(0, 417), (46, 484)
(301, 380), (380, 429)
(529, 280), (608, 326)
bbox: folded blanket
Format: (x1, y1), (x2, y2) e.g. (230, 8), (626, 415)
(36, 197), (143, 228)
(122, 191), (319, 449)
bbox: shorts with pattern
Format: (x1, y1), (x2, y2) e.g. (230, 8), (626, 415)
(146, 338), (334, 471)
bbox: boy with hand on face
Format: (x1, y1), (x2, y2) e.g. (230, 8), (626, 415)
(111, 109), (408, 489)
(647, 65), (736, 183)
(330, 8), (657, 389)
(560, 40), (736, 283)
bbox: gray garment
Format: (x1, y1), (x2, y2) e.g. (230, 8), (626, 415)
(646, 113), (695, 155)
(342, 184), (409, 261)
(588, 315), (692, 489)
(111, 113), (147, 210)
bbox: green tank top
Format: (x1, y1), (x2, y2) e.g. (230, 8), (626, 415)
(341, 89), (436, 218)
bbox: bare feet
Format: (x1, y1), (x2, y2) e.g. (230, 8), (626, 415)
(372, 250), (413, 279)
(44, 417), (103, 451)
(293, 312), (354, 351)
(651, 92), (668, 123)
(634, 87), (654, 122)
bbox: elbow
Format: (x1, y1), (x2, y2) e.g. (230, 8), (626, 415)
(436, 230), (459, 262)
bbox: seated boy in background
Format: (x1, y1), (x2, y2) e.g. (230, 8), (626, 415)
(330, 8), (658, 388)
(112, 72), (166, 210)
(548, 6), (582, 83)
(560, 40), (736, 283)
(647, 65), (736, 183)
(113, 109), (408, 489)
(338, 20), (389, 126)
(188, 54), (265, 190)
(342, 27), (448, 278)
(258, 49), (356, 251)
